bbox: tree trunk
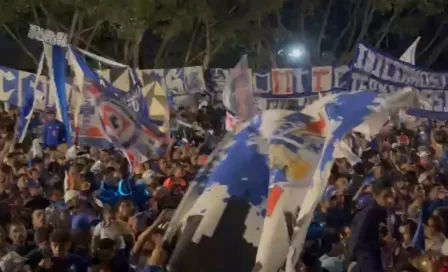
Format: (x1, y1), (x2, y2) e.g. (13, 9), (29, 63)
(315, 0), (335, 63)
(332, 18), (352, 56)
(426, 35), (448, 67)
(343, 2), (361, 53)
(154, 37), (170, 68)
(203, 19), (211, 69)
(353, 0), (375, 48)
(123, 40), (130, 64)
(131, 31), (143, 68)
(85, 21), (102, 51)
(72, 15), (84, 47)
(375, 8), (401, 48)
(184, 23), (199, 66)
(298, 0), (307, 41)
(418, 19), (446, 58)
(31, 4), (41, 25)
(67, 12), (79, 43)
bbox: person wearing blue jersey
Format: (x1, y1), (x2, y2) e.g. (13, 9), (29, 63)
(42, 108), (66, 150)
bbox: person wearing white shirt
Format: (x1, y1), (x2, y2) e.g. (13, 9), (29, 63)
(91, 205), (125, 254)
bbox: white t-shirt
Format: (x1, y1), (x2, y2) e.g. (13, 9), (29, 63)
(93, 221), (125, 249)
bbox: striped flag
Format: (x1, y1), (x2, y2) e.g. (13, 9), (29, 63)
(44, 43), (73, 145)
(16, 52), (45, 142)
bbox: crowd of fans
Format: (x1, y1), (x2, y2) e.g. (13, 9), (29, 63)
(0, 102), (447, 272)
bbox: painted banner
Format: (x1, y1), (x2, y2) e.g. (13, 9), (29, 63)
(351, 43), (448, 111)
(0, 65), (350, 100)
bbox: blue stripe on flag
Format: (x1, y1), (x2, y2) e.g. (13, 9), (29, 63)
(52, 46), (72, 145)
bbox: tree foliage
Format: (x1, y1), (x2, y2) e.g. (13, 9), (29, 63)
(1, 0), (448, 69)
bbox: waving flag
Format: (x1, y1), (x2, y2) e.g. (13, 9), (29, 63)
(285, 89), (423, 271)
(167, 110), (324, 272)
(16, 52), (45, 142)
(400, 37), (420, 64)
(44, 44), (72, 145)
(126, 68), (149, 117)
(223, 55), (257, 122)
(254, 112), (326, 271)
(68, 47), (165, 161)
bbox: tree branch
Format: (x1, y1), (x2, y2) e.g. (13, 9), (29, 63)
(375, 8), (401, 48)
(332, 17), (352, 55)
(315, 0), (335, 62)
(418, 19), (446, 58)
(184, 22), (199, 66)
(343, 2), (361, 53)
(353, 0), (375, 48)
(426, 35), (448, 67)
(68, 12), (79, 42)
(203, 19), (211, 69)
(154, 37), (171, 68)
(3, 25), (38, 65)
(31, 4), (41, 25)
(84, 21), (102, 51)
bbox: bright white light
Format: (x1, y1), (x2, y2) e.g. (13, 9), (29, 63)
(288, 48), (304, 58)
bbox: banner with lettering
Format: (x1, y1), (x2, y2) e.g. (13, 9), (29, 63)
(351, 43), (448, 111)
(0, 65), (351, 114)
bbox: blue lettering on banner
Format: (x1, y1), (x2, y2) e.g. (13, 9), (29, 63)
(351, 43), (448, 111)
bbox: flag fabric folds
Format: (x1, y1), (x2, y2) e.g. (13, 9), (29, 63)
(223, 55), (258, 122)
(16, 52), (45, 142)
(44, 44), (73, 145)
(254, 112), (326, 271)
(68, 47), (165, 161)
(167, 110), (325, 272)
(285, 89), (423, 271)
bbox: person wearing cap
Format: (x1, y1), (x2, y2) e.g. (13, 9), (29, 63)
(42, 108), (66, 151)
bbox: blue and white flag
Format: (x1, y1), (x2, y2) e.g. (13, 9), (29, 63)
(44, 43), (72, 145)
(255, 112), (326, 271)
(223, 55), (258, 122)
(127, 68), (149, 118)
(285, 89), (424, 271)
(16, 52), (45, 142)
(167, 110), (324, 272)
(68, 46), (165, 161)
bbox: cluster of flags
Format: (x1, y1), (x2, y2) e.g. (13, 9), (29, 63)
(15, 33), (437, 271)
(16, 39), (166, 165)
(165, 89), (423, 272)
